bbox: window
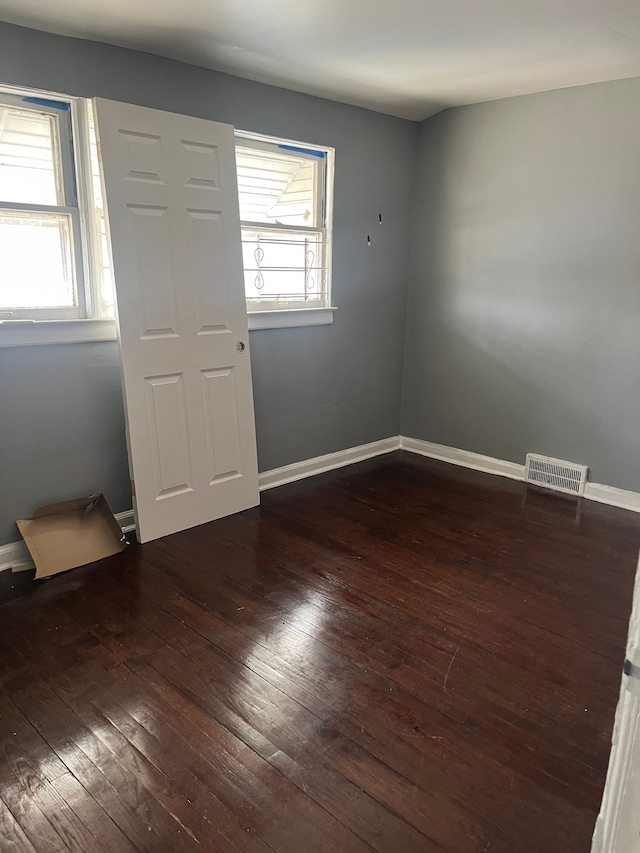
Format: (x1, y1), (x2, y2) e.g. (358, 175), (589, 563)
(235, 132), (335, 329)
(0, 87), (336, 344)
(0, 86), (114, 346)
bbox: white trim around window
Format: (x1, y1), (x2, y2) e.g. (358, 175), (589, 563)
(0, 318), (117, 347)
(248, 306), (337, 331)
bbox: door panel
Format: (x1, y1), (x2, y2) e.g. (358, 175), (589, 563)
(186, 209), (233, 333)
(201, 366), (243, 482)
(127, 204), (179, 337)
(144, 372), (193, 499)
(94, 98), (259, 543)
(180, 139), (221, 189)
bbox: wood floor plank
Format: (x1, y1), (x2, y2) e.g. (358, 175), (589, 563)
(0, 699), (68, 785)
(0, 785), (65, 853)
(0, 801), (38, 853)
(5, 671), (171, 852)
(118, 623), (511, 851)
(132, 538), (611, 805)
(40, 668), (207, 853)
(102, 583), (568, 848)
(49, 772), (138, 853)
(111, 656), (442, 853)
(97, 660), (376, 853)
(0, 452), (638, 853)
(2, 766), (107, 853)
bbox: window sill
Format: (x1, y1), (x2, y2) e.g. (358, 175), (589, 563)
(247, 307), (337, 331)
(0, 319), (117, 348)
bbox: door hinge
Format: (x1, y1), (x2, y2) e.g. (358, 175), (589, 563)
(623, 657), (640, 697)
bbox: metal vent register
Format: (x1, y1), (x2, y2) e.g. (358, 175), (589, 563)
(525, 454), (588, 496)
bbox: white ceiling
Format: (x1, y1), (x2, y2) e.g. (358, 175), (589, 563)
(1, 0), (640, 120)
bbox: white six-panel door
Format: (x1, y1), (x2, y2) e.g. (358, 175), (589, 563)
(93, 99), (259, 543)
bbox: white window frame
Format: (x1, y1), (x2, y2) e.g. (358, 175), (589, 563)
(235, 130), (336, 331)
(0, 84), (116, 347)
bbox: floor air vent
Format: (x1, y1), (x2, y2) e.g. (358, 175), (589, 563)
(525, 454), (588, 496)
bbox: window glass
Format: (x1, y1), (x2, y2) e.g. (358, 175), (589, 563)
(0, 105), (61, 206)
(0, 93), (81, 321)
(242, 230), (324, 304)
(236, 145), (319, 228)
(0, 211), (76, 309)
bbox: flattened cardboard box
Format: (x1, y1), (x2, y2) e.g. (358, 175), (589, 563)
(17, 494), (126, 579)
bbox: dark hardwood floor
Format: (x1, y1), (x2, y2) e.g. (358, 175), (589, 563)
(1, 451), (639, 853)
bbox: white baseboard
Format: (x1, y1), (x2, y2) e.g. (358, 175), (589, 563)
(399, 436), (525, 481)
(258, 436), (402, 491)
(400, 435), (640, 514)
(1, 442), (401, 569)
(3, 437), (639, 572)
(0, 540), (31, 573)
(583, 483), (640, 514)
(0, 509), (136, 573)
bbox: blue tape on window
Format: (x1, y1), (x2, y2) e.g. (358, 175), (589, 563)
(22, 97), (70, 111)
(278, 144), (325, 159)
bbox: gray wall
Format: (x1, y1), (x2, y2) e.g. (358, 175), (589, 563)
(402, 78), (640, 492)
(0, 22), (416, 544)
(0, 343), (131, 541)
